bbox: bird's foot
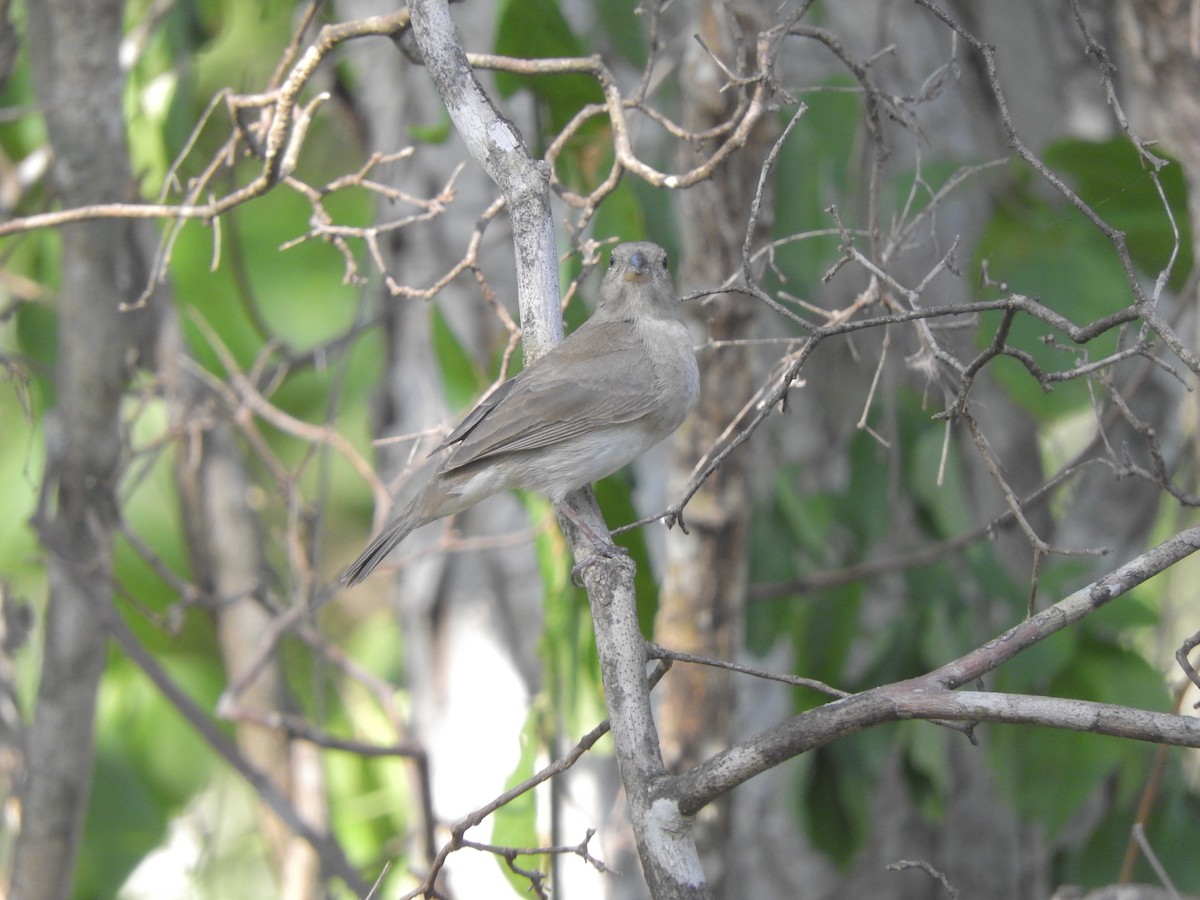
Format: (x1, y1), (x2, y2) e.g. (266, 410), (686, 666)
(571, 541), (629, 586)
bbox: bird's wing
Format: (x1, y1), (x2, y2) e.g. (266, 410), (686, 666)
(437, 321), (649, 473)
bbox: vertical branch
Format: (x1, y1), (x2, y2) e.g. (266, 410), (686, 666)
(408, 0), (560, 357)
(407, 2), (709, 896)
(16, 1), (160, 896)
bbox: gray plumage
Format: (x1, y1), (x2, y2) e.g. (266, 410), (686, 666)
(342, 241), (699, 586)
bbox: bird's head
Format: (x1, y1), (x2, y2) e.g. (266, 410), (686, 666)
(611, 242), (668, 285)
(598, 241), (676, 315)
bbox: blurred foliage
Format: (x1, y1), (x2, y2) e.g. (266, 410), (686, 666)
(494, 0), (603, 138)
(753, 96), (1197, 878)
(0, 0), (1197, 896)
(772, 89), (858, 294)
(974, 137), (1193, 421)
(491, 709), (546, 895)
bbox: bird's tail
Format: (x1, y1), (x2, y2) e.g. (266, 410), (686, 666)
(340, 506), (423, 586)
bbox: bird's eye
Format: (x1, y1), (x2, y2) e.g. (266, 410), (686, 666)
(661, 255), (669, 270)
(608, 254), (616, 269)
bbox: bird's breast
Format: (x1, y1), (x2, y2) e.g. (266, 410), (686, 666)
(639, 316), (700, 429)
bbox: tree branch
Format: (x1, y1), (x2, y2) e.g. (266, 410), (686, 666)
(670, 525), (1200, 815)
(407, 2), (707, 896)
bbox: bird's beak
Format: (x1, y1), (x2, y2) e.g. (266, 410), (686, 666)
(623, 251), (650, 283)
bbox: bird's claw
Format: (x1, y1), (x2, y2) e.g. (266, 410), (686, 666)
(570, 541), (629, 587)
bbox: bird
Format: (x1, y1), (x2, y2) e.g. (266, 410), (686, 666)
(341, 241), (699, 586)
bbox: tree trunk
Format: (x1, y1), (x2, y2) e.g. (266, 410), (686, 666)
(15, 1), (159, 896)
(655, 1), (777, 894)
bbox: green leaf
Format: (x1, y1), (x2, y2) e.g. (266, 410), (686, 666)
(914, 578), (968, 667)
(989, 721), (1124, 838)
(78, 750), (172, 899)
(901, 722), (950, 821)
(971, 135), (1193, 422)
(432, 304), (490, 411)
(963, 544), (1026, 617)
(493, 0), (605, 136)
(909, 419), (971, 538)
(1069, 637), (1171, 715)
(804, 743), (869, 865)
(801, 729), (891, 865)
(591, 177), (648, 249)
(773, 469), (836, 566)
(798, 584), (863, 693)
(78, 654), (226, 898)
(16, 300), (59, 384)
(746, 494), (805, 657)
(1044, 137), (1193, 292)
(409, 107), (453, 144)
(772, 90), (858, 288)
(973, 193), (1123, 421)
(844, 430), (891, 548)
(993, 625), (1079, 695)
(1072, 779), (1200, 890)
(594, 474), (660, 633)
(491, 710), (545, 895)
(988, 609), (1174, 840)
(530, 494), (607, 739)
(595, 0), (647, 68)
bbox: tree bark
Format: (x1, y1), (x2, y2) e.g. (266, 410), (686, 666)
(657, 1), (776, 892)
(15, 1), (159, 896)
